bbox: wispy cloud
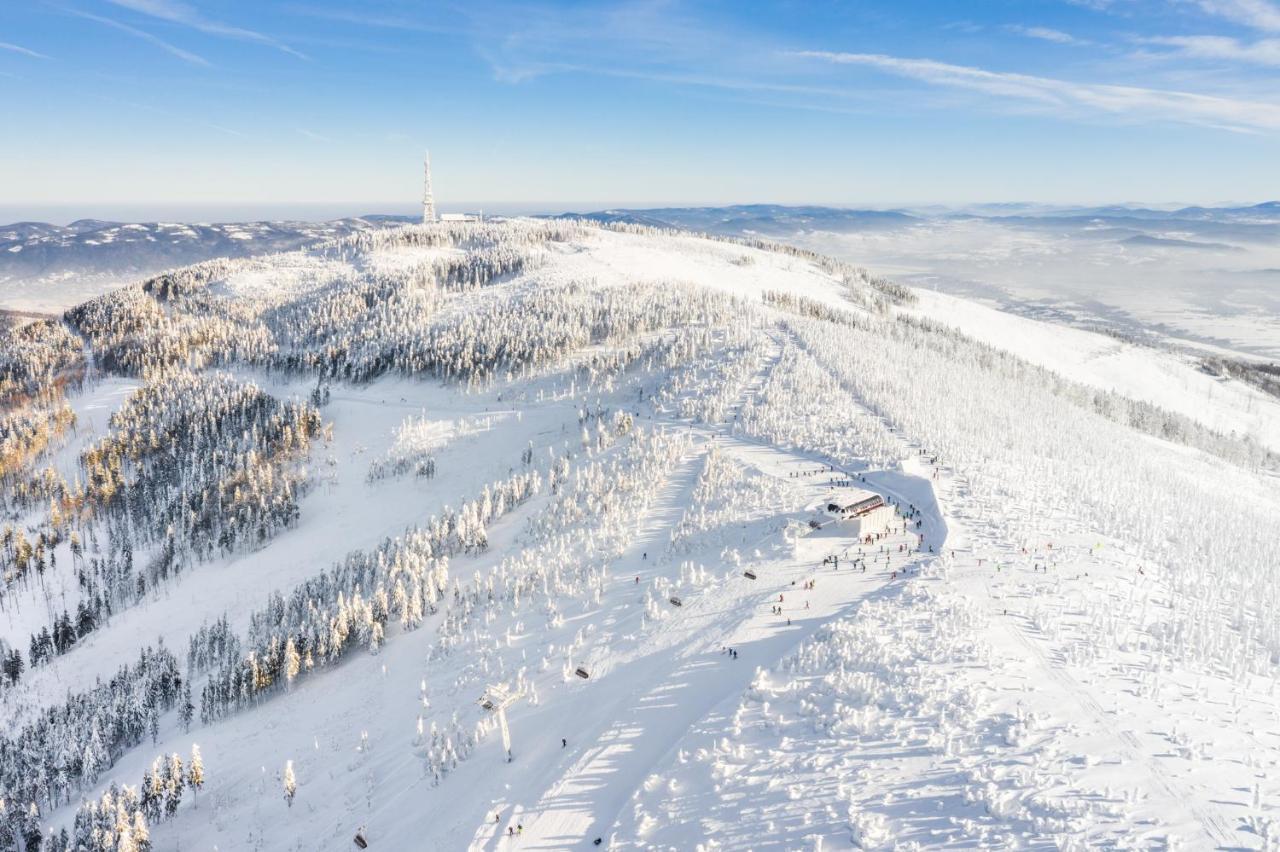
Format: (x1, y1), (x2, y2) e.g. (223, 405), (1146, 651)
(98, 93), (247, 137)
(283, 5), (461, 37)
(1145, 33), (1280, 64)
(0, 41), (50, 59)
(1193, 0), (1280, 31)
(792, 50), (1280, 132)
(106, 0), (307, 58)
(296, 128), (331, 142)
(456, 0), (776, 85)
(1007, 25), (1088, 45)
(288, 1), (1280, 136)
(73, 9), (211, 66)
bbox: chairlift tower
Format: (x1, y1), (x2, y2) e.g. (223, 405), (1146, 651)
(478, 682), (524, 762)
(422, 151), (436, 224)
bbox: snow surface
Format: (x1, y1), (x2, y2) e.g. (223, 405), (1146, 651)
(904, 288), (1280, 454)
(4, 219), (1279, 851)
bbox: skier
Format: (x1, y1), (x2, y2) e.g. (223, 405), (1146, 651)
(562, 738), (567, 748)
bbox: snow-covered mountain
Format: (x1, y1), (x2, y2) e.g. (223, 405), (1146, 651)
(1, 219), (1278, 851)
(0, 217), (408, 315)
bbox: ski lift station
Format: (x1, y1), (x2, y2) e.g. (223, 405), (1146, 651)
(819, 490), (896, 536)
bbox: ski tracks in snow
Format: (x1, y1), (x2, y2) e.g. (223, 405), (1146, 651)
(998, 608), (1236, 848)
(488, 333), (927, 850)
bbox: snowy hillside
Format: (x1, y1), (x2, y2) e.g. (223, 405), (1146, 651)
(567, 203), (1280, 360)
(0, 218), (404, 316)
(1, 219), (1278, 851)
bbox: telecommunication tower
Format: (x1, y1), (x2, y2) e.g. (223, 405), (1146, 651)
(422, 151), (436, 224)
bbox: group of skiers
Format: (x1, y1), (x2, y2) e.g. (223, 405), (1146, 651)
(789, 465), (836, 478)
(494, 813), (524, 837)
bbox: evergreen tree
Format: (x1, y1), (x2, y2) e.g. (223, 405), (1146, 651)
(187, 744), (204, 802)
(164, 753), (184, 817)
(284, 637), (300, 688)
(22, 801), (42, 851)
(132, 810), (150, 852)
(282, 760), (296, 807)
(178, 682), (194, 732)
(142, 758), (164, 822)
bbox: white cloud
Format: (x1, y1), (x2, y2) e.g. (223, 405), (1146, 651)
(0, 41), (49, 59)
(792, 50), (1280, 132)
(1147, 33), (1280, 64)
(73, 10), (211, 67)
(1193, 0), (1280, 31)
(1008, 25), (1086, 45)
(106, 0), (306, 58)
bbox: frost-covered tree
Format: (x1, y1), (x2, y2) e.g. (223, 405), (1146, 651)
(187, 744), (204, 802)
(282, 760), (297, 807)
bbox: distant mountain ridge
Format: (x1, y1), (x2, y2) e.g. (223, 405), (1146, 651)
(553, 201), (1280, 237)
(553, 204), (917, 236)
(0, 217), (399, 285)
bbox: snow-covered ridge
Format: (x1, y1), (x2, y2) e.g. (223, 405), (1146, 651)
(0, 217), (404, 315)
(904, 288), (1280, 455)
(0, 219), (1276, 850)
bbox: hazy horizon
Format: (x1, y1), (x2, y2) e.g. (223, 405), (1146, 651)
(4, 197), (1279, 227)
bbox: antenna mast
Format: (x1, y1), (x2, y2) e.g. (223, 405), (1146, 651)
(422, 151), (436, 224)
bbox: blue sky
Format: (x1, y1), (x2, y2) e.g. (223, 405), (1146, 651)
(2, 0), (1278, 218)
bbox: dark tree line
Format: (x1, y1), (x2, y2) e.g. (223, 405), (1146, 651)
(81, 371), (321, 562)
(0, 645), (182, 812)
(0, 318), (83, 408)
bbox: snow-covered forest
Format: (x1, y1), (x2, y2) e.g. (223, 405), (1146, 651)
(1, 217), (1278, 850)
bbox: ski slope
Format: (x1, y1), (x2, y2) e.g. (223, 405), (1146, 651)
(2, 219), (1278, 851)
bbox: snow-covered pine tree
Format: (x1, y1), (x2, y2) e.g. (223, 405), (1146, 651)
(188, 744), (204, 802)
(179, 682), (194, 732)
